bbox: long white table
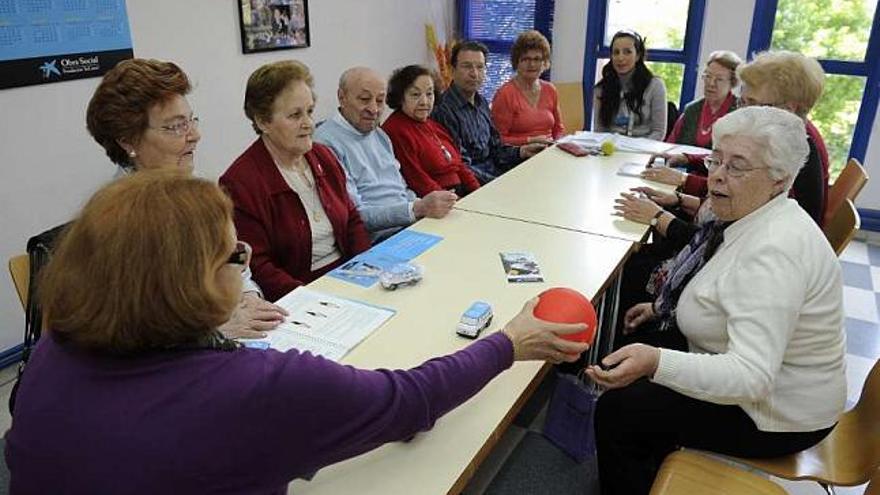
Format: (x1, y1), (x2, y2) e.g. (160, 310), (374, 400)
(454, 146), (675, 242)
(291, 209), (633, 495)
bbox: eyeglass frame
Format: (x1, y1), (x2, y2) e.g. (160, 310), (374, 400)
(227, 240), (252, 272)
(700, 72), (731, 86)
(703, 155), (764, 178)
(149, 115), (200, 138)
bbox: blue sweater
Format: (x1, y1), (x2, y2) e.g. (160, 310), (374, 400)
(315, 110), (417, 242)
(6, 332), (514, 494)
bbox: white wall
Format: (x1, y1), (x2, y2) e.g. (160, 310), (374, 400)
(551, 0), (880, 211)
(0, 0), (454, 353)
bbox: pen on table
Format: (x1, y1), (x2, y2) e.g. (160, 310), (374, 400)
(306, 310), (327, 318)
(318, 300), (340, 309)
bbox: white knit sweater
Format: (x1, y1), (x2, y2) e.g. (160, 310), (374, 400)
(653, 194), (846, 432)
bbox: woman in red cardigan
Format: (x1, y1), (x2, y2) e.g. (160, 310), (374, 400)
(382, 65), (480, 198)
(220, 60), (370, 301)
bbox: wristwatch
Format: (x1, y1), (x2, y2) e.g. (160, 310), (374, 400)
(649, 210), (664, 227)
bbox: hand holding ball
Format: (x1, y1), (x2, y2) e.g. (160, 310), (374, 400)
(533, 287), (598, 345)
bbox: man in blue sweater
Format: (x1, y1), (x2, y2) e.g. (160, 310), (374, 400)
(315, 67), (456, 242)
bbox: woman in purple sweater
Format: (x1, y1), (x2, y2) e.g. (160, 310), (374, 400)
(5, 171), (588, 494)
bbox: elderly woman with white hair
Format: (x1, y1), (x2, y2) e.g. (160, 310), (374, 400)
(588, 106), (846, 495)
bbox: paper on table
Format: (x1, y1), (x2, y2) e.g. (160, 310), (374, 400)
(666, 144), (711, 156)
(617, 162), (647, 177)
(610, 136), (673, 155)
(255, 287), (395, 361)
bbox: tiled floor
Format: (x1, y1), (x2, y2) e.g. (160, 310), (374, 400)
(0, 240), (877, 494)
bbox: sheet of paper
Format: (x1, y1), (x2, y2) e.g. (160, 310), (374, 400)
(254, 287), (396, 361)
(610, 135), (673, 155)
(617, 162), (647, 177)
(665, 144), (711, 156)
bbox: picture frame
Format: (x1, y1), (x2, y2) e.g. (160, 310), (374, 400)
(237, 0), (310, 54)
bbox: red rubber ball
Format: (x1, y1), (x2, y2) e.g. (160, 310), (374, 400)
(533, 287), (597, 345)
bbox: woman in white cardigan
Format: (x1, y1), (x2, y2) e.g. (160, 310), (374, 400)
(587, 106), (846, 495)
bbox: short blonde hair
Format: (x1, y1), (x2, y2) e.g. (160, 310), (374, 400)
(706, 50), (743, 86)
(39, 170), (238, 355)
(738, 50), (825, 117)
(244, 60), (314, 134)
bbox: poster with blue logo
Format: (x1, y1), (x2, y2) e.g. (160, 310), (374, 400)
(0, 0), (134, 90)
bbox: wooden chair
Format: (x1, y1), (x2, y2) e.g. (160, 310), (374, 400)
(824, 198), (860, 255)
(824, 158), (868, 227)
(556, 81), (584, 134)
(866, 468), (880, 495)
(650, 450), (787, 495)
(735, 358), (880, 494)
(8, 254), (29, 311)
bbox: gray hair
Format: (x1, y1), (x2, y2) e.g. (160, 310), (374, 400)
(337, 66), (381, 94)
(712, 106), (809, 191)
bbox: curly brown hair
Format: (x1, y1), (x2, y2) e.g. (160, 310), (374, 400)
(244, 60), (314, 134)
(86, 59), (191, 169)
(510, 30), (551, 69)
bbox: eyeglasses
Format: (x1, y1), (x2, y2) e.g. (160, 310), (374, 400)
(520, 56), (544, 64)
(701, 73), (730, 85)
(703, 156), (762, 177)
(458, 62), (486, 73)
(151, 116), (200, 137)
(227, 241), (252, 272)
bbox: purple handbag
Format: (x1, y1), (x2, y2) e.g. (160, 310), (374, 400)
(543, 371), (598, 462)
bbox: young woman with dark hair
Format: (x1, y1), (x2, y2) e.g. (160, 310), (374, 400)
(593, 30), (667, 140)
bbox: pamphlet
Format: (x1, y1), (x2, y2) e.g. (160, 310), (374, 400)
(499, 251), (545, 283)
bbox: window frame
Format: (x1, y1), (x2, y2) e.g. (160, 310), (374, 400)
(581, 0), (707, 131)
(747, 0), (880, 167)
(457, 0), (556, 93)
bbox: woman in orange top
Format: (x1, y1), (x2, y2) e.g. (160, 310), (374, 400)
(491, 30), (563, 146)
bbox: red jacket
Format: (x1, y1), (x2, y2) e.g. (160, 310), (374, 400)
(382, 110), (480, 197)
(220, 139), (370, 301)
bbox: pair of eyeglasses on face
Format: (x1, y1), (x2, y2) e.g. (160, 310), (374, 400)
(151, 116), (200, 137)
(701, 73), (729, 85)
(520, 56), (544, 64)
(227, 241), (252, 272)
(459, 63), (486, 73)
(703, 155), (762, 178)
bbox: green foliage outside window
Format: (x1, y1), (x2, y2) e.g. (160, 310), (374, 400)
(772, 0), (875, 181)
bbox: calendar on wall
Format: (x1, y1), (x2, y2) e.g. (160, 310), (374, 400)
(0, 0), (133, 89)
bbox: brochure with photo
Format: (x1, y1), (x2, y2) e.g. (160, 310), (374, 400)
(499, 251), (544, 283)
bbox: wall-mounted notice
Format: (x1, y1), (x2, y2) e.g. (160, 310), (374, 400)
(0, 0), (133, 90)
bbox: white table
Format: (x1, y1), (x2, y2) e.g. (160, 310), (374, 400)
(454, 146), (675, 242)
(291, 210), (633, 495)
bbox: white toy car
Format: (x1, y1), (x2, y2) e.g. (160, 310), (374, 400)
(379, 263), (423, 290)
(456, 301), (493, 339)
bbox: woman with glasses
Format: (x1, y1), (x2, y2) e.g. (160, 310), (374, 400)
(383, 64), (481, 197)
(491, 30), (564, 146)
(5, 170), (590, 493)
(643, 51), (827, 226)
(593, 29), (667, 140)
(84, 58), (287, 340)
(591, 107), (845, 495)
(666, 50), (742, 147)
(221, 60), (371, 302)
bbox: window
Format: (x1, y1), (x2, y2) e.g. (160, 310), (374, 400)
(583, 0), (707, 129)
(458, 0), (555, 101)
(749, 0), (880, 180)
